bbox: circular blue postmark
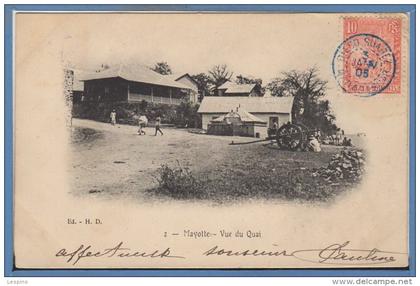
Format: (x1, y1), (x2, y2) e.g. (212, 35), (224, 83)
(332, 33), (396, 97)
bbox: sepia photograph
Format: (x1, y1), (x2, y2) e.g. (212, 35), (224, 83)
(68, 60), (367, 204)
(8, 8), (414, 273)
(65, 17), (370, 205)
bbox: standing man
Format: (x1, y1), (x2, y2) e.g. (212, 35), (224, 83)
(154, 116), (163, 136)
(110, 109), (117, 126)
(336, 128), (342, 145)
(315, 129), (322, 141)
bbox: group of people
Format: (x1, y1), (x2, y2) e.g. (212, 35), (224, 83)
(321, 133), (352, 146)
(269, 120), (353, 152)
(314, 129), (353, 146)
(109, 109), (164, 136)
(308, 130), (353, 151)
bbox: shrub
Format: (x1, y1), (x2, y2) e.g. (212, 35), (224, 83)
(72, 101), (178, 125)
(153, 163), (204, 199)
(175, 101), (202, 128)
(313, 149), (365, 182)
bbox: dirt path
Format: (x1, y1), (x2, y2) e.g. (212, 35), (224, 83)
(69, 119), (258, 199)
(69, 119), (356, 204)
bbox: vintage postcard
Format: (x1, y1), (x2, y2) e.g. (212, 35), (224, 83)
(12, 11), (412, 271)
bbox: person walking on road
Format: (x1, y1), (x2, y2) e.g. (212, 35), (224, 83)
(154, 116), (163, 136)
(138, 115), (148, 135)
(110, 109), (117, 126)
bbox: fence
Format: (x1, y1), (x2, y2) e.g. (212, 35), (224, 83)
(128, 93), (182, 105)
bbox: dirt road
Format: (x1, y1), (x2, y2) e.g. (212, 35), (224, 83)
(69, 119), (349, 203)
(69, 119), (259, 199)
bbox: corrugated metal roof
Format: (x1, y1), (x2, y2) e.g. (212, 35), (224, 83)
(211, 108), (266, 124)
(80, 64), (192, 89)
(218, 82), (256, 93)
(198, 96), (294, 114)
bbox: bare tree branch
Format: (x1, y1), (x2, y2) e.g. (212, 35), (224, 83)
(266, 66), (337, 132)
(208, 64), (233, 90)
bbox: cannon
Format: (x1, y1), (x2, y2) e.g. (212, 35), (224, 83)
(230, 122), (315, 151)
(275, 122), (311, 150)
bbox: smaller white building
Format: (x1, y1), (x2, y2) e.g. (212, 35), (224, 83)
(198, 96), (294, 138)
(208, 107), (267, 138)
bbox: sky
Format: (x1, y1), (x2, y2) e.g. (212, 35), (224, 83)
(30, 12), (401, 133)
(60, 13), (340, 85)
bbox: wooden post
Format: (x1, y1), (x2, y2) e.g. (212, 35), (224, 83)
(151, 87), (154, 103)
(127, 83), (130, 101)
(169, 88), (172, 104)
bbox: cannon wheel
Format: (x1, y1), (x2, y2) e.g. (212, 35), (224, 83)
(294, 123), (310, 149)
(276, 123), (304, 150)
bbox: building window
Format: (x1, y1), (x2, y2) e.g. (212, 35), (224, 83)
(139, 85), (151, 95)
(130, 84), (151, 95)
(154, 86), (168, 97)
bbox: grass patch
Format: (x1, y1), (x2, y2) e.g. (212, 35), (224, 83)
(147, 149), (364, 204)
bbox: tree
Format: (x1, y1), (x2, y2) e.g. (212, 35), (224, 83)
(235, 75), (265, 96)
(266, 78), (285, 97)
(152, 62), (172, 75)
(266, 67), (337, 133)
(176, 101), (201, 128)
(191, 73), (212, 101)
(208, 64), (233, 94)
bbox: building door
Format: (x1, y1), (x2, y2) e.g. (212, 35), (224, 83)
(269, 116), (278, 128)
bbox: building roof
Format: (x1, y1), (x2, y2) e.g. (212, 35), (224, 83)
(71, 69), (90, 91)
(173, 73), (198, 84)
(80, 64), (192, 89)
(218, 82), (256, 94)
(166, 73), (199, 89)
(211, 108), (266, 124)
(198, 96), (294, 114)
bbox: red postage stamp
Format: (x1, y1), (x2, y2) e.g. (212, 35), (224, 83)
(340, 17), (402, 95)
